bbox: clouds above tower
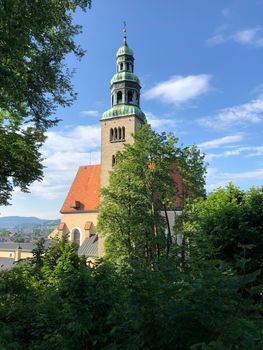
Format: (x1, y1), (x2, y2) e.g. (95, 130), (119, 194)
(23, 124), (102, 201)
(143, 75), (212, 106)
(207, 27), (263, 48)
(199, 91), (263, 130)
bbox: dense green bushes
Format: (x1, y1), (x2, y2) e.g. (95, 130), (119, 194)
(0, 232), (262, 349)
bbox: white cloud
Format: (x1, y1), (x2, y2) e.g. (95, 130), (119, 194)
(207, 34), (226, 46)
(24, 125), (101, 201)
(226, 168), (263, 180)
(198, 134), (243, 150)
(143, 75), (212, 106)
(80, 110), (99, 117)
(207, 23), (228, 46)
(145, 112), (178, 130)
(44, 125), (101, 154)
(233, 28), (263, 47)
(207, 26), (263, 47)
(206, 146), (263, 161)
(233, 28), (258, 44)
(29, 152), (101, 200)
(206, 167), (263, 191)
(199, 92), (263, 129)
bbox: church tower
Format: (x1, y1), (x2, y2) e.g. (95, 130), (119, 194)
(47, 27), (183, 261)
(100, 27), (146, 188)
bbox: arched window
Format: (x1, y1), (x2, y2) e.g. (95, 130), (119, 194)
(122, 127), (125, 140)
(112, 95), (114, 106)
(114, 128), (118, 140)
(110, 128), (113, 141)
(120, 63), (123, 71)
(126, 63), (129, 71)
(118, 127), (121, 140)
(117, 91), (122, 104)
(127, 90), (133, 104)
(112, 155), (116, 167)
(73, 229), (80, 247)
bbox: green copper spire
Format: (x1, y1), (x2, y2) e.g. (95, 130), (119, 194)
(102, 26), (145, 121)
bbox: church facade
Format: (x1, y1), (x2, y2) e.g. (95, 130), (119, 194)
(51, 32), (182, 261)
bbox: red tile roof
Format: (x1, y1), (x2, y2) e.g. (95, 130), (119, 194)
(60, 165), (100, 213)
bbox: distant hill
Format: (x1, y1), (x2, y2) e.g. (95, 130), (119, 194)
(0, 216), (60, 229)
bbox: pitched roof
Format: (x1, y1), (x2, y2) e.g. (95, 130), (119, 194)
(0, 242), (35, 252)
(0, 257), (15, 270)
(78, 235), (98, 257)
(60, 165), (100, 213)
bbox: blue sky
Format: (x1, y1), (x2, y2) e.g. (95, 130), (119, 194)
(1, 0), (263, 219)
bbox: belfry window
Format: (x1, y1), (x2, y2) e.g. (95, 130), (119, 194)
(120, 63), (123, 71)
(117, 91), (122, 104)
(126, 63), (130, 71)
(110, 128), (113, 141)
(122, 127), (125, 140)
(73, 229), (80, 247)
(111, 127), (125, 142)
(127, 90), (133, 103)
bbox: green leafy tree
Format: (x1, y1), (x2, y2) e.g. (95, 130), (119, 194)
(0, 229), (9, 237)
(178, 183), (263, 305)
(0, 0), (91, 205)
(0, 237), (262, 349)
(13, 235), (24, 243)
(184, 184), (263, 273)
(176, 144), (206, 202)
(0, 237), (135, 349)
(98, 124), (206, 266)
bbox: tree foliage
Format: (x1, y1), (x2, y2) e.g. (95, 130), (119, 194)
(0, 236), (262, 349)
(97, 124), (206, 266)
(184, 184), (263, 273)
(0, 0), (91, 204)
